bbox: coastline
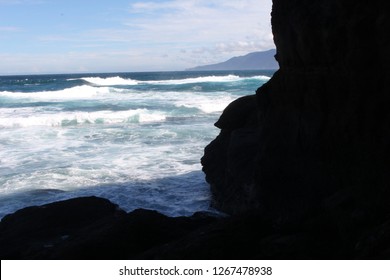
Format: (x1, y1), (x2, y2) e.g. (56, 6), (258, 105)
(0, 71), (272, 220)
(1, 0), (390, 259)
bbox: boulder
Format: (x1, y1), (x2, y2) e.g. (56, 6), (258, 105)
(0, 197), (218, 259)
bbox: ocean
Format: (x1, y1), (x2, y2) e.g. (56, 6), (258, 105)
(0, 70), (274, 219)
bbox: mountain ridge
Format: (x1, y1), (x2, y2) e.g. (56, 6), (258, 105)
(187, 49), (278, 71)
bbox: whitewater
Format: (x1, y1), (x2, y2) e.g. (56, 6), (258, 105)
(0, 70), (274, 219)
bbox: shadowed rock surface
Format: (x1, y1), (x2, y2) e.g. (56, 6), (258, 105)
(1, 0), (390, 259)
(1, 196), (389, 259)
(201, 0), (390, 257)
(0, 197), (218, 259)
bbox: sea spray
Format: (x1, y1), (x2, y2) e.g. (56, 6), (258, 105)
(0, 70), (274, 219)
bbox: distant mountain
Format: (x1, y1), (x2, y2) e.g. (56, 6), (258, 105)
(187, 49), (278, 71)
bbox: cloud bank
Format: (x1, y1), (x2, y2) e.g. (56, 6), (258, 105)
(0, 0), (274, 74)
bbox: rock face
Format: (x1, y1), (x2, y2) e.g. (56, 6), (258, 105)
(202, 0), (390, 249)
(0, 197), (218, 259)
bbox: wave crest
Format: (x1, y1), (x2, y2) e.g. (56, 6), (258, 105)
(0, 85), (112, 101)
(80, 76), (139, 86)
(73, 74), (271, 86)
(0, 109), (166, 128)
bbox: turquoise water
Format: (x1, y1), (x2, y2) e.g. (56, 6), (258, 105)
(0, 70), (274, 218)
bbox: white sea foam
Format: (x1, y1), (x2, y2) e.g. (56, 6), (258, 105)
(252, 75), (272, 81)
(0, 109), (166, 128)
(147, 75), (242, 85)
(0, 115), (216, 217)
(174, 95), (235, 113)
(80, 76), (139, 86)
(0, 71), (274, 219)
(0, 85), (112, 101)
(149, 74), (271, 85)
(74, 74), (271, 86)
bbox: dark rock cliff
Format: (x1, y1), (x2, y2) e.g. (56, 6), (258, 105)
(201, 0), (390, 256)
(202, 0), (390, 218)
(1, 0), (389, 259)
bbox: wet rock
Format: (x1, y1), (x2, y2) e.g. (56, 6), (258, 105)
(0, 197), (218, 259)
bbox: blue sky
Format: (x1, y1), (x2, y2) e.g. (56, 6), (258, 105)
(0, 0), (274, 74)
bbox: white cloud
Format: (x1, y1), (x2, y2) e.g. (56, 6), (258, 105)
(126, 0), (272, 43)
(124, 0), (274, 67)
(0, 0), (274, 74)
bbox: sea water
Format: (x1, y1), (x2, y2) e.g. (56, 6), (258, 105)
(0, 70), (274, 219)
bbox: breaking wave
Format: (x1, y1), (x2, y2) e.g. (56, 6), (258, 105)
(76, 74), (271, 86)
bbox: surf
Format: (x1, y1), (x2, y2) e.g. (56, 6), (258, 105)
(0, 70), (275, 219)
(75, 74), (271, 86)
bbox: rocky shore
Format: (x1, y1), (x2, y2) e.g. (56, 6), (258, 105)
(1, 0), (389, 259)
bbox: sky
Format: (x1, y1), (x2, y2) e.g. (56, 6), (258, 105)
(0, 0), (274, 75)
